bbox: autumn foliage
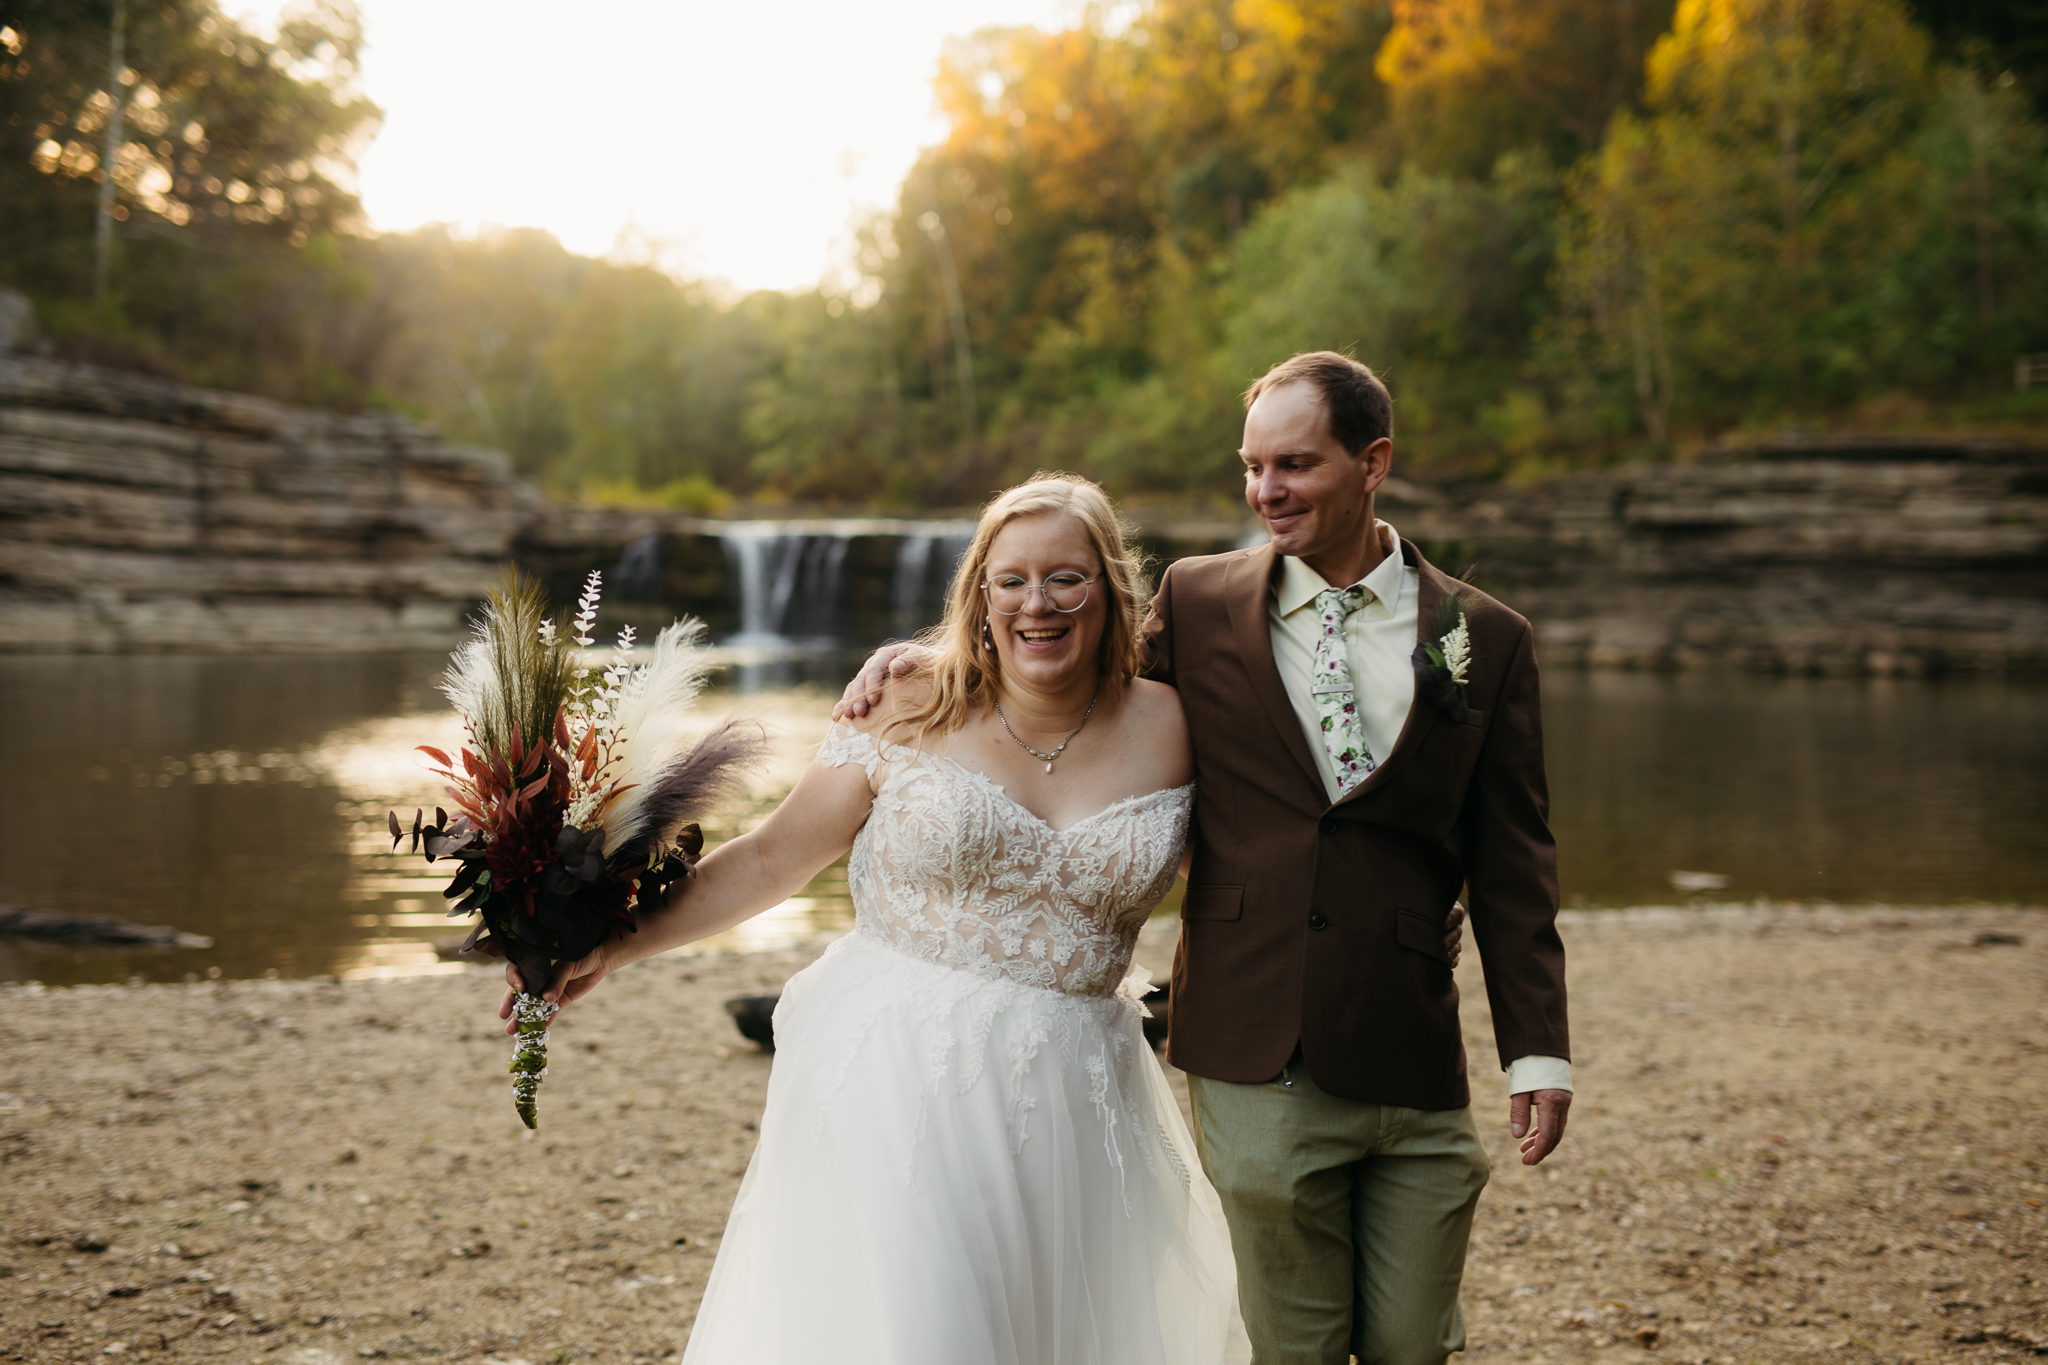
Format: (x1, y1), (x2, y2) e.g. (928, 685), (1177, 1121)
(5, 0), (2044, 502)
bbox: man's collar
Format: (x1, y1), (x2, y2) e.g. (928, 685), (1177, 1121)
(1273, 521), (1406, 616)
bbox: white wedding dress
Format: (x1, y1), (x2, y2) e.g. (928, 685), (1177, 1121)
(680, 723), (1247, 1365)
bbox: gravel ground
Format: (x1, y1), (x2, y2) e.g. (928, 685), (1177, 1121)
(1, 905), (2043, 1365)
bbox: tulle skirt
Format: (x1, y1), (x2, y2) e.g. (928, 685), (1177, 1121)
(680, 931), (1248, 1365)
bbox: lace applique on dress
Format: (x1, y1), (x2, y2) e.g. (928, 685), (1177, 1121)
(816, 723), (1192, 999)
(816, 720), (892, 778)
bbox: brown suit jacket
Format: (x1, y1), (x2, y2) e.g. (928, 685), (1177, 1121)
(1140, 538), (1568, 1110)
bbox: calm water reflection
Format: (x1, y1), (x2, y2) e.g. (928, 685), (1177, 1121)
(1544, 671), (2047, 906)
(1, 654), (2042, 985)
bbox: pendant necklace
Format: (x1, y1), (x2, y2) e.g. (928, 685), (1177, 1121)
(994, 684), (1101, 773)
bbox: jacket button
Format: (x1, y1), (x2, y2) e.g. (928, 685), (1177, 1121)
(1318, 817), (1338, 836)
(1308, 912), (1329, 931)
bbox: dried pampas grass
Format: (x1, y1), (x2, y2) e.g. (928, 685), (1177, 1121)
(599, 621), (766, 861)
(442, 573), (575, 758)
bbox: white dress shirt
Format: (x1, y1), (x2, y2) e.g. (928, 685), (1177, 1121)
(1267, 521), (1572, 1098)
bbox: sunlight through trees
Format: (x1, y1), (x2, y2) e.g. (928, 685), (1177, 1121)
(4, 0), (2043, 506)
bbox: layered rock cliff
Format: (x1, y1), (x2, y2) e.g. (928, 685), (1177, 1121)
(0, 357), (539, 651)
(1385, 436), (2048, 676)
(3, 358), (2043, 674)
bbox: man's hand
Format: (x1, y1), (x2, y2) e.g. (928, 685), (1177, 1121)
(1509, 1088), (1571, 1165)
(831, 641), (932, 721)
(1444, 902), (1465, 968)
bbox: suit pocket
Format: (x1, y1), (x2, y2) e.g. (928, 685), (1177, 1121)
(1183, 884), (1244, 922)
(1396, 907), (1450, 964)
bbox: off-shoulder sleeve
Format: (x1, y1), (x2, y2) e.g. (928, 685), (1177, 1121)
(817, 722), (887, 776)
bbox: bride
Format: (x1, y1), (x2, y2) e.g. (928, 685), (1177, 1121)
(500, 473), (1248, 1364)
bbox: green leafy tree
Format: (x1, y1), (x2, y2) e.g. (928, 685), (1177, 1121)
(1908, 0), (2048, 118)
(367, 226), (580, 472)
(2, 0), (382, 398)
(1553, 0), (1959, 438)
(1886, 65), (2048, 382)
(742, 292), (916, 504)
(1087, 155), (1562, 486)
(1375, 0), (1677, 175)
(543, 267), (772, 496)
(367, 227), (781, 497)
(6, 0), (2042, 506)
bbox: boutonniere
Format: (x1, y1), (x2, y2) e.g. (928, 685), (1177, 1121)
(1411, 593), (1472, 723)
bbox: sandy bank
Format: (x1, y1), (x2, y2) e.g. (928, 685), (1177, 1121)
(2, 906), (2043, 1364)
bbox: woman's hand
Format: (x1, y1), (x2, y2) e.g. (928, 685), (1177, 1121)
(497, 949), (611, 1035)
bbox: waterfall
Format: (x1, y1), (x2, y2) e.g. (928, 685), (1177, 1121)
(937, 531), (972, 608)
(890, 531), (976, 638)
(724, 529), (823, 645)
(610, 531), (663, 600)
(810, 535), (851, 636)
(891, 534), (934, 637)
(720, 520), (976, 650)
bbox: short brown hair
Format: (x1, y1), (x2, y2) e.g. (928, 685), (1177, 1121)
(1244, 351), (1393, 454)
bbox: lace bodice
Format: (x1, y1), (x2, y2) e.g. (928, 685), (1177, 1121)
(818, 723), (1191, 998)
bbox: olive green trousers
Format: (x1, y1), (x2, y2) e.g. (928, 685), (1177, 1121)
(1186, 1054), (1490, 1365)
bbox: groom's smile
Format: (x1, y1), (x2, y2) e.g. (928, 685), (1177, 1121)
(1240, 378), (1392, 586)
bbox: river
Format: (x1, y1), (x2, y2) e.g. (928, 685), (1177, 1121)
(1, 651), (2042, 985)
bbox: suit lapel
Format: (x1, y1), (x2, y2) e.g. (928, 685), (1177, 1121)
(1224, 544), (1326, 800)
(1338, 540), (1448, 807)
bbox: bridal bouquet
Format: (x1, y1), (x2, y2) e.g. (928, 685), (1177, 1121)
(391, 569), (760, 1127)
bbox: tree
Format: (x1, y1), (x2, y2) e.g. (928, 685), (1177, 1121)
(367, 227), (581, 472)
(1091, 156), (1562, 485)
(1886, 65), (2048, 381)
(1375, 0), (1677, 174)
(1907, 0), (2048, 117)
(1553, 0), (1948, 437)
(1, 0), (383, 397)
(366, 227), (783, 497)
(744, 293), (913, 504)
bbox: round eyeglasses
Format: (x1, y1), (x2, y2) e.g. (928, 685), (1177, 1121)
(983, 572), (1098, 615)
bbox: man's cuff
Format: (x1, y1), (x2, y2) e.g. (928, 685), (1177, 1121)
(1506, 1055), (1572, 1095)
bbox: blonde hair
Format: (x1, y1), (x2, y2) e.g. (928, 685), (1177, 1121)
(891, 472), (1148, 746)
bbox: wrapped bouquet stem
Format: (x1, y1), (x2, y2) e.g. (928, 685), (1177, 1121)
(508, 993), (557, 1128)
(391, 568), (762, 1127)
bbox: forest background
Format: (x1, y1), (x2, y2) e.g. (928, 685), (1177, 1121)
(4, 0), (2047, 512)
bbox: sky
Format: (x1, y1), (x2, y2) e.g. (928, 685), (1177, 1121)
(241, 0), (1079, 292)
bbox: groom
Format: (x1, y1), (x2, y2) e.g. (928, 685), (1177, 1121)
(1140, 351), (1570, 1365)
(838, 350), (1570, 1364)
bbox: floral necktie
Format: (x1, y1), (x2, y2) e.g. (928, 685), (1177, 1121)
(1312, 585), (1375, 793)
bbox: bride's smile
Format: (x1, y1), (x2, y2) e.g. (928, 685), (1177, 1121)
(982, 512), (1108, 707)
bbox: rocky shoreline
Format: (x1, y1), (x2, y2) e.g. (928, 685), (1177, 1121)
(1, 905), (2043, 1364)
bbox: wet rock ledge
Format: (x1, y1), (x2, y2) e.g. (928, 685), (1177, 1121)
(4, 356), (2046, 674)
(1389, 433), (2048, 677)
(0, 357), (542, 652)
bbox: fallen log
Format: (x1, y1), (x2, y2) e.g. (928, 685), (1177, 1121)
(0, 906), (213, 949)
